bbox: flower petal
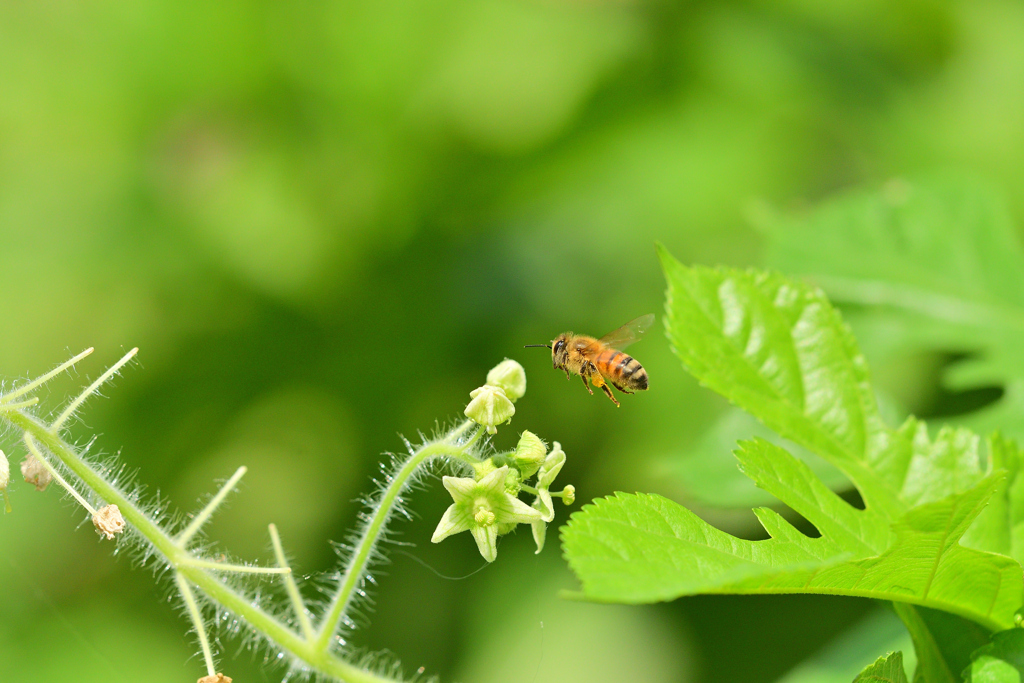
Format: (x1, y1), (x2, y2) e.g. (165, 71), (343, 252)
(431, 504), (472, 543)
(441, 475), (478, 501)
(470, 524), (499, 562)
(531, 518), (546, 554)
(501, 492), (545, 524)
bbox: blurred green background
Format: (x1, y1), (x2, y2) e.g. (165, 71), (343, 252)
(2, 0), (1023, 681)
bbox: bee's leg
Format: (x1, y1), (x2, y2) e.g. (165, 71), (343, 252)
(612, 381), (635, 395)
(564, 369), (572, 381)
(579, 373), (594, 395)
(589, 371), (620, 407)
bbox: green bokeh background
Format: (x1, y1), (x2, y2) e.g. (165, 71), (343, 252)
(2, 1), (1023, 681)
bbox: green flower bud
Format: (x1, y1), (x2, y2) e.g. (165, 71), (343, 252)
(504, 467), (522, 496)
(486, 359), (526, 402)
(465, 385), (515, 435)
(472, 457), (499, 481)
(562, 485), (576, 506)
(512, 430), (546, 479)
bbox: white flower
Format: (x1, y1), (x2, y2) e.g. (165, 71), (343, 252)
(431, 466), (543, 562)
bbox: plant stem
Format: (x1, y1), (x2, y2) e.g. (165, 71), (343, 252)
(24, 433), (97, 515)
(5, 409), (406, 683)
(177, 466), (247, 547)
(177, 571), (217, 676)
(0, 347), (93, 404)
(314, 429), (482, 651)
(270, 523), (316, 641)
(51, 348), (137, 431)
(180, 558), (291, 574)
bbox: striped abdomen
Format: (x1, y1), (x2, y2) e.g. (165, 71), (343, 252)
(594, 348), (648, 391)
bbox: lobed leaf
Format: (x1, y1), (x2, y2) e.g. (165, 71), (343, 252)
(853, 651), (909, 683)
(562, 250), (1024, 632)
(963, 629), (1024, 683)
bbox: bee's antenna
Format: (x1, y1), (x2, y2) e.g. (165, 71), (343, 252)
(524, 344), (552, 349)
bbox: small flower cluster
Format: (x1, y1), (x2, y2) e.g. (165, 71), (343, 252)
(436, 360), (576, 562)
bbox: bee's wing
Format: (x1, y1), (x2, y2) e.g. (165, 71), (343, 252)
(598, 314), (655, 350)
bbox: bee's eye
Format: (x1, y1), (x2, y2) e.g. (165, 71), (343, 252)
(554, 340), (564, 353)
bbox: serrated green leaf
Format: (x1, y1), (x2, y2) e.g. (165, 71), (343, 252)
(656, 251), (907, 519)
(775, 608), (914, 683)
(761, 175), (1024, 442)
(963, 629), (1024, 682)
(853, 651), (909, 683)
(562, 456), (1019, 629)
(562, 253), (1024, 631)
(892, 604), (992, 683)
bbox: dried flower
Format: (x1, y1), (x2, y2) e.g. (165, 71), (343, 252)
(93, 504), (126, 540)
(21, 454), (52, 492)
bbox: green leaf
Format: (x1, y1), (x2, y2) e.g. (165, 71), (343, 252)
(562, 252), (1024, 631)
(761, 175), (1024, 442)
(562, 454), (1018, 629)
(963, 629), (1024, 683)
(892, 604), (991, 683)
(853, 651), (909, 683)
(775, 608), (914, 683)
(656, 251), (906, 519)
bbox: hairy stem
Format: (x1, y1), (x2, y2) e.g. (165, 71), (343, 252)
(314, 424), (483, 651)
(51, 347), (137, 430)
(270, 523), (316, 641)
(5, 409), (405, 683)
(177, 466), (247, 547)
(6, 403), (487, 682)
(177, 571), (217, 677)
(0, 347), (93, 404)
(24, 433), (97, 515)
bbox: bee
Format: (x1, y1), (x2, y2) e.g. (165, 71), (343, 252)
(525, 314), (654, 407)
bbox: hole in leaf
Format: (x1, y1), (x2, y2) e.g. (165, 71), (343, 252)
(919, 352), (1004, 419)
(840, 486), (865, 511)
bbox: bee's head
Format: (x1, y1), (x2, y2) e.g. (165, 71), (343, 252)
(551, 335), (570, 369)
(525, 335), (570, 369)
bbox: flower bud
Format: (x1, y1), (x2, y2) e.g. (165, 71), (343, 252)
(93, 504), (126, 540)
(472, 457), (499, 481)
(465, 385), (515, 435)
(21, 455), (52, 492)
(0, 450), (10, 513)
(512, 431), (546, 479)
(486, 359), (526, 402)
(562, 485), (576, 506)
(504, 467), (522, 496)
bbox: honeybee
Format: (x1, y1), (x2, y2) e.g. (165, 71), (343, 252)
(526, 314), (654, 407)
